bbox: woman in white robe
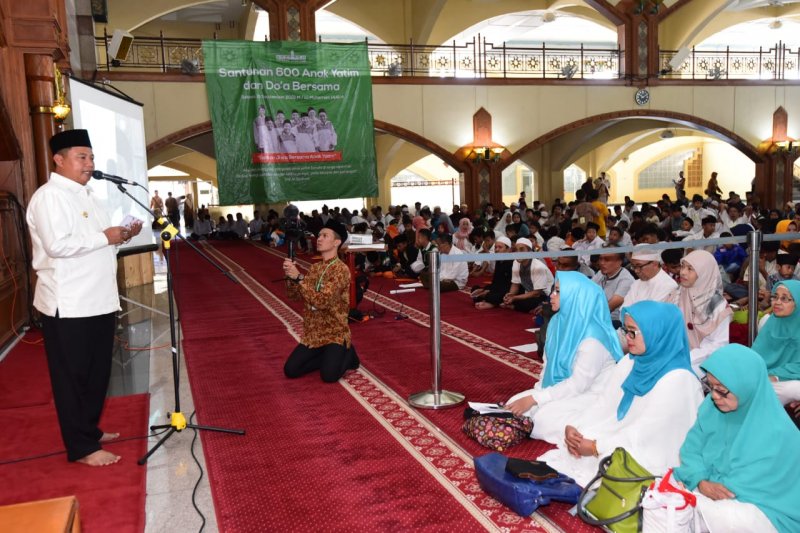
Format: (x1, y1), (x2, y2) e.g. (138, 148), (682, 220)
(505, 271), (622, 420)
(534, 300), (703, 487)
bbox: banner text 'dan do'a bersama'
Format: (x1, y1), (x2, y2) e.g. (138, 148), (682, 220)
(202, 40), (378, 205)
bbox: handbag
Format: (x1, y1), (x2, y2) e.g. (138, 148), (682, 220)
(642, 469), (696, 533)
(577, 447), (656, 533)
(474, 452), (582, 517)
(462, 410), (533, 452)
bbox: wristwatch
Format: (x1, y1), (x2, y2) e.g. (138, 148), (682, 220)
(294, 274), (304, 282)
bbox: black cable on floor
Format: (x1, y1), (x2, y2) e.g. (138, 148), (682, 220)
(189, 411), (206, 533)
(0, 427), (171, 466)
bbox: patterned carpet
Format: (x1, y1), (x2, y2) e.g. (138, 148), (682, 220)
(172, 240), (599, 532)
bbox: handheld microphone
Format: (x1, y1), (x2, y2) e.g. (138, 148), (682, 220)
(92, 170), (137, 186)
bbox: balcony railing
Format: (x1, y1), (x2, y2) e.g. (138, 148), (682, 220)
(95, 33), (623, 79)
(94, 33), (800, 81)
(659, 43), (800, 80)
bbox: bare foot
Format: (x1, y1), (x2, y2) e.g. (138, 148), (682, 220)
(77, 449), (120, 466)
(100, 432), (120, 442)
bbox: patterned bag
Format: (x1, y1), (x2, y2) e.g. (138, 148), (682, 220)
(462, 414), (533, 452)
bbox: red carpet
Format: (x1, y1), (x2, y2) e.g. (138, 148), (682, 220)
(0, 336), (149, 532)
(0, 334), (51, 409)
(200, 240), (597, 532)
(171, 242), (500, 531)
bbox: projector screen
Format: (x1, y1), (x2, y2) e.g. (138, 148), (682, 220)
(68, 77), (155, 255)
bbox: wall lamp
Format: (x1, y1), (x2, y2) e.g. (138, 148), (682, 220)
(774, 140), (798, 155)
(52, 66), (71, 124)
(469, 146), (504, 163)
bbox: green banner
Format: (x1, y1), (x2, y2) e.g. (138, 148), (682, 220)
(202, 40), (378, 205)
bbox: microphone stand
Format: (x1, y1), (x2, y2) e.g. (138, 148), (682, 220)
(109, 182), (245, 465)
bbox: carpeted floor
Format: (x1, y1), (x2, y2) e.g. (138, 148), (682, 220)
(0, 335), (149, 532)
(190, 240), (598, 532)
(170, 242), (503, 532)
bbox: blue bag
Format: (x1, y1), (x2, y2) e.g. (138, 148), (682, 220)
(474, 452), (582, 517)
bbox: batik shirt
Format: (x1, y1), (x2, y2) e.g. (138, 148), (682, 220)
(287, 257), (351, 348)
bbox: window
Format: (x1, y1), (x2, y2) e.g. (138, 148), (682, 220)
(638, 150), (693, 189)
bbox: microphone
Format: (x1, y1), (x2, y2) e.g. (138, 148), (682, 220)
(92, 170), (137, 186)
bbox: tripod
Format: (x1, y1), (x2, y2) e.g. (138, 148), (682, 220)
(110, 183), (245, 465)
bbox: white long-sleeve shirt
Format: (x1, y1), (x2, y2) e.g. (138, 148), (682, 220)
(440, 246), (469, 289)
(26, 172), (120, 318)
(506, 338), (616, 415)
(535, 356), (703, 487)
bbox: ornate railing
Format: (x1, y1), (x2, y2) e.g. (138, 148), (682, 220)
(95, 33), (800, 81)
(659, 43), (800, 80)
(95, 33), (622, 79)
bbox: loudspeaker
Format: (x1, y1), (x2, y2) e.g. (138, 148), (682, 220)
(109, 29), (134, 62)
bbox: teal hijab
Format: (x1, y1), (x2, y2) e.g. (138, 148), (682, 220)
(617, 301), (694, 420)
(674, 345), (800, 533)
(542, 271), (623, 388)
(751, 280), (800, 381)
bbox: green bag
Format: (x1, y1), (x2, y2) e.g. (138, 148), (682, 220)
(576, 447), (656, 533)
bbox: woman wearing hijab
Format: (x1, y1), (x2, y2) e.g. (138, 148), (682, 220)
(505, 271), (623, 418)
(453, 217), (474, 252)
(511, 211), (530, 237)
(670, 250), (732, 376)
(752, 280), (800, 406)
(674, 345), (800, 533)
(493, 210), (513, 240)
(775, 218), (800, 251)
(533, 301), (703, 486)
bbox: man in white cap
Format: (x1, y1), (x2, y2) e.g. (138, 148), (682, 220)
(622, 244), (678, 309)
(502, 237), (554, 313)
(27, 129), (143, 466)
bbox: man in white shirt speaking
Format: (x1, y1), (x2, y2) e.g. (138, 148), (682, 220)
(26, 129), (142, 466)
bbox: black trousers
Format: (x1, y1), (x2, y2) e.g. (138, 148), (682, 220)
(284, 343), (359, 383)
(41, 312), (116, 461)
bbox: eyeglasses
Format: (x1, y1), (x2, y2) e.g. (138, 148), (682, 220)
(620, 325), (639, 339)
(769, 294), (795, 304)
(700, 376), (731, 398)
(631, 261), (654, 271)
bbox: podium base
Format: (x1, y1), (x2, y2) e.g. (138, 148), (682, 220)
(409, 390), (465, 410)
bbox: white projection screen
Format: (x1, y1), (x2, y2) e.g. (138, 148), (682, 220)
(69, 78), (155, 255)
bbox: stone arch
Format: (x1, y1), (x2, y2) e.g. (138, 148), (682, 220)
(503, 109), (765, 169)
(374, 120), (468, 174)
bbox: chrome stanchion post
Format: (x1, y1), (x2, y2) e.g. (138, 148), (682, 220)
(747, 230), (762, 345)
(409, 250), (465, 409)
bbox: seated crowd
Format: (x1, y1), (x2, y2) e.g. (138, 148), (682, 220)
(272, 178), (800, 532)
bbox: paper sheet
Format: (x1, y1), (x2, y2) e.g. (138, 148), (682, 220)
(510, 343), (538, 353)
(525, 328), (540, 333)
(399, 282), (424, 288)
(468, 402), (510, 415)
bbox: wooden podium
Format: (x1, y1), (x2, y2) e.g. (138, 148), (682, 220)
(0, 496), (81, 533)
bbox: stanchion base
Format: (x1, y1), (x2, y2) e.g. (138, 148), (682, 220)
(409, 390), (465, 410)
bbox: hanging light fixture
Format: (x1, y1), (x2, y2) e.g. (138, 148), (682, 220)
(52, 66), (71, 123)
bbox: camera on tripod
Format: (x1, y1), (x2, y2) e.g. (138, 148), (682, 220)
(281, 204), (306, 259)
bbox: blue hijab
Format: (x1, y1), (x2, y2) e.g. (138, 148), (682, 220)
(542, 271), (623, 387)
(751, 280), (800, 381)
(675, 345), (800, 533)
(617, 301), (694, 420)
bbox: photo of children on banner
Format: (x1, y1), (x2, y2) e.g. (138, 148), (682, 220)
(252, 105), (338, 156)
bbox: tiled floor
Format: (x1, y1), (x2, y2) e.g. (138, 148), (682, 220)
(113, 256), (218, 533)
